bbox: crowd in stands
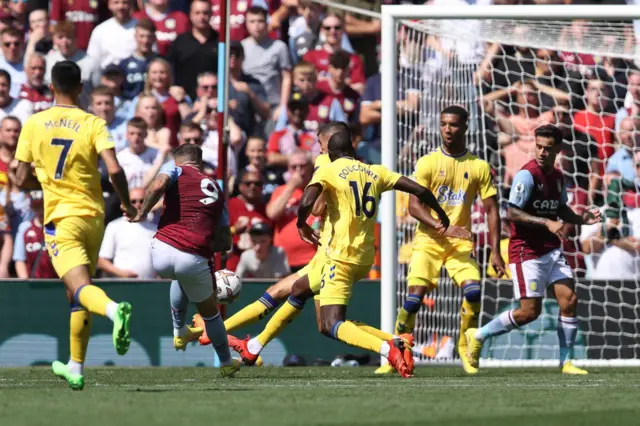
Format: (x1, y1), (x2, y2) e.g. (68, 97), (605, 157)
(0, 0), (637, 280)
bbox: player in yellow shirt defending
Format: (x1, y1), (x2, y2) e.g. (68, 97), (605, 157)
(376, 105), (506, 375)
(13, 61), (137, 390)
(228, 130), (450, 377)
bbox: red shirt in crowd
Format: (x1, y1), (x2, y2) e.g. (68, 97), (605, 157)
(226, 196), (270, 271)
(315, 80), (360, 121)
(210, 0), (249, 42)
(301, 90), (338, 132)
(267, 185), (318, 268)
(267, 127), (319, 157)
(302, 49), (365, 87)
(50, 0), (110, 51)
(133, 9), (190, 56)
(21, 220), (57, 279)
(18, 84), (52, 113)
(160, 95), (181, 147)
(0, 160), (9, 187)
(572, 110), (616, 164)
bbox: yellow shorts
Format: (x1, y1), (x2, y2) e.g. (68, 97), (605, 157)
(317, 259), (371, 307)
(297, 250), (328, 299)
(44, 216), (104, 278)
(407, 239), (480, 288)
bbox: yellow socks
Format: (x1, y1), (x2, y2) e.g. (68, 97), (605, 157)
(350, 320), (394, 341)
(225, 293), (279, 333)
(256, 296), (304, 347)
(333, 320), (385, 354)
(395, 293), (422, 335)
(69, 308), (92, 364)
(75, 284), (115, 317)
(459, 298), (480, 349)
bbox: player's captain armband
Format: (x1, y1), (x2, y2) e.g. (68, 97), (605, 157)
(508, 170), (534, 209)
(158, 160), (182, 184)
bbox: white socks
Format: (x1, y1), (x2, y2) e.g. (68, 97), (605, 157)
(379, 341), (391, 358)
(68, 359), (83, 375)
(105, 302), (118, 322)
(247, 338), (263, 356)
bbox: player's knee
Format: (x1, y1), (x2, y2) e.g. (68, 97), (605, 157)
(462, 281), (482, 303)
(560, 292), (578, 315)
(518, 304), (541, 324)
(407, 285), (428, 298)
(266, 281), (290, 300)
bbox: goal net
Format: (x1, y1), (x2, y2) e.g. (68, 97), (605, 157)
(380, 5), (640, 367)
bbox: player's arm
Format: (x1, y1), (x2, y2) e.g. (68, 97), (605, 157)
(394, 176), (450, 230)
(100, 147), (134, 214)
(296, 183), (323, 245)
(211, 205), (232, 253)
(135, 173), (171, 222)
(13, 161), (41, 190)
(482, 195), (506, 277)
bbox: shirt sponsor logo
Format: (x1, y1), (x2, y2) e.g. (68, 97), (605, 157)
(437, 186), (466, 206)
(533, 199), (559, 210)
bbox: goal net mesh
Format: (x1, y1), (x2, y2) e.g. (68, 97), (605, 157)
(392, 17), (640, 365)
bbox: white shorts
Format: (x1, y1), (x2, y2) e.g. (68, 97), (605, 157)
(151, 238), (214, 303)
(509, 248), (573, 300)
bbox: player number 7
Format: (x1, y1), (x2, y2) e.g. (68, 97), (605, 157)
(51, 138), (73, 180)
(349, 181), (377, 218)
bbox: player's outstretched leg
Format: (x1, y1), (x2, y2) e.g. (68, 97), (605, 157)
(554, 280), (587, 375)
(458, 281), (482, 375)
(52, 289), (93, 391)
(230, 275), (314, 365)
(170, 280), (203, 351)
(63, 266), (132, 356)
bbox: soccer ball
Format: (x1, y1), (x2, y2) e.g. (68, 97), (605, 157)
(215, 269), (242, 304)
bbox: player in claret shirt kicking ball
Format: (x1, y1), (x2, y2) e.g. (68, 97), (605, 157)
(466, 124), (601, 375)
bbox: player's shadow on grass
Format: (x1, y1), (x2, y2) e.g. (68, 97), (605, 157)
(128, 388), (253, 393)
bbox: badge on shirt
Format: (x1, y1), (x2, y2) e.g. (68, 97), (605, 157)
(515, 182), (524, 193)
(318, 105), (329, 119)
(344, 99), (354, 112)
(166, 19), (176, 30)
(90, 0), (98, 9)
(237, 0), (248, 12)
(529, 281), (537, 292)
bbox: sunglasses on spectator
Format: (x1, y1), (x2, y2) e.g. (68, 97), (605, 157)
(183, 137), (202, 143)
(200, 85), (217, 90)
(289, 164), (307, 170)
(242, 180), (263, 187)
(323, 25), (342, 30)
(131, 199), (144, 205)
(3, 41), (20, 47)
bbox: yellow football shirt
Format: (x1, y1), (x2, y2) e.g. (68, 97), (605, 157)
(413, 147), (496, 244)
(313, 153), (332, 245)
(15, 105), (115, 225)
(309, 157), (401, 265)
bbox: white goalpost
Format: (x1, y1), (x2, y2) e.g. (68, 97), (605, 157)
(380, 4), (640, 367)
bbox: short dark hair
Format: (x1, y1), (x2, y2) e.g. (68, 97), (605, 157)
(329, 50), (351, 70)
(318, 121), (350, 139)
(179, 122), (203, 135)
(246, 6), (267, 19)
(535, 124), (563, 145)
(127, 117), (147, 131)
(90, 85), (114, 102)
(0, 69), (10, 85)
(51, 61), (82, 95)
(327, 130), (352, 153)
(172, 143), (202, 164)
(440, 105), (469, 123)
(1, 27), (22, 40)
(136, 17), (156, 33)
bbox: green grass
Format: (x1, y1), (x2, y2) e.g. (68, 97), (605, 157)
(1, 367), (639, 426)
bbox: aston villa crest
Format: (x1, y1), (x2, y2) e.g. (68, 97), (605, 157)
(318, 105), (328, 118)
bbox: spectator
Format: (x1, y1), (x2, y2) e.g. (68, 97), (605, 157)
(288, 0), (325, 64)
(615, 68), (640, 132)
(88, 0), (137, 69)
(201, 108), (242, 179)
(267, 92), (318, 168)
(236, 222), (290, 279)
(13, 191), (56, 279)
(0, 27), (26, 98)
(227, 170), (270, 270)
(98, 188), (158, 279)
(90, 86), (128, 152)
(228, 42), (271, 134)
(50, 0), (110, 51)
(177, 122), (217, 176)
(274, 61), (346, 132)
(244, 136), (284, 202)
(0, 71), (33, 124)
(242, 6), (292, 112)
(143, 57), (192, 144)
(116, 117), (170, 189)
(316, 50), (361, 123)
(45, 22), (102, 102)
(119, 18), (157, 101)
(0, 116), (19, 187)
(18, 53), (53, 113)
(573, 73), (616, 167)
(210, 0), (269, 42)
(133, 0), (189, 56)
(0, 202), (11, 278)
(189, 72), (218, 127)
(302, 14), (365, 94)
(607, 116), (640, 181)
(167, 0), (218, 101)
(266, 150), (318, 271)
(135, 93), (171, 149)
(100, 65), (136, 122)
(24, 9), (53, 59)
(6, 0), (26, 38)
(533, 48), (584, 110)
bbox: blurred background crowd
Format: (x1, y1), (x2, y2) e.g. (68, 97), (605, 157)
(0, 0), (637, 282)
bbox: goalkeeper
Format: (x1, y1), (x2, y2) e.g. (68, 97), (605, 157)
(377, 105), (505, 375)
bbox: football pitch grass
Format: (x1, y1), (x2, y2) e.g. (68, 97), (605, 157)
(1, 367), (639, 426)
